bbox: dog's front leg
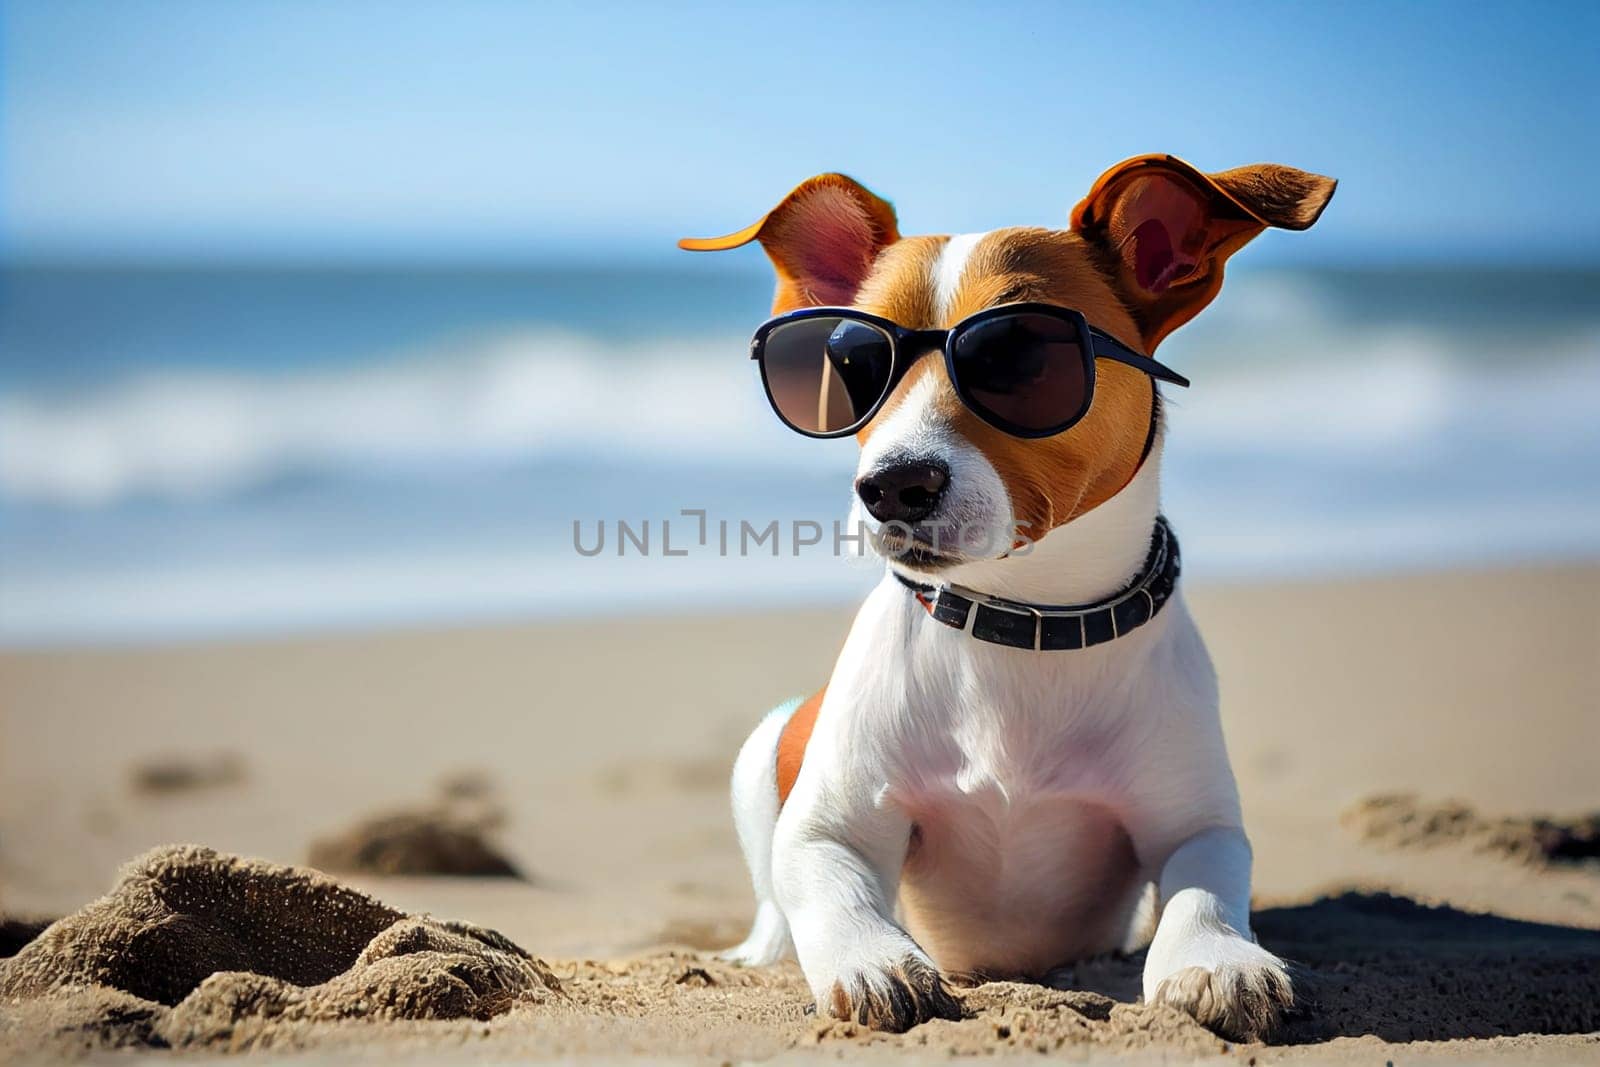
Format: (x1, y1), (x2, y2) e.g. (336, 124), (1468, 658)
(772, 780), (961, 1032)
(1143, 826), (1292, 1041)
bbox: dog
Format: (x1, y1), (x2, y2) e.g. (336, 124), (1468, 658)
(679, 155), (1335, 1040)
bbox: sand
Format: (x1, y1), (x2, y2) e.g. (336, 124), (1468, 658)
(1343, 794), (1600, 867)
(0, 845), (561, 1051)
(307, 776), (521, 878)
(127, 752), (248, 797)
(2, 562), (1598, 1062)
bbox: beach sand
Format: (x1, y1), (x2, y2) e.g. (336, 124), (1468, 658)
(2, 563), (1597, 1062)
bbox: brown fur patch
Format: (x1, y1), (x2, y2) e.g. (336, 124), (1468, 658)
(775, 689), (824, 807)
(1210, 164), (1337, 231)
(852, 236), (947, 326)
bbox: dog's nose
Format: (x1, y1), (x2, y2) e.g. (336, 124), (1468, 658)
(856, 461), (949, 524)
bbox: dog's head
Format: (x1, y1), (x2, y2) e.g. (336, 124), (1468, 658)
(683, 157), (1334, 577)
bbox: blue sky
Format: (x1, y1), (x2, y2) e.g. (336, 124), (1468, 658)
(3, 0), (1597, 263)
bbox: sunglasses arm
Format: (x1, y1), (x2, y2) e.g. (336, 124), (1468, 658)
(1089, 329), (1191, 388)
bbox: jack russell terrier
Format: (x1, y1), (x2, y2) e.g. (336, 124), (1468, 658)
(679, 154), (1335, 1040)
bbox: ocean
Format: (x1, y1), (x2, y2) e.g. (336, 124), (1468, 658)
(2, 261), (1597, 645)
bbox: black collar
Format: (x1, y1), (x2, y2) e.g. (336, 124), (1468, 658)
(893, 517), (1180, 651)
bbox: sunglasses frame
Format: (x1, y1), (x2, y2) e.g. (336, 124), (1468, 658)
(749, 301), (1191, 440)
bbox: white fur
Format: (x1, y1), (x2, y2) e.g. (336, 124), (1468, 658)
(938, 441), (1164, 604)
(850, 371), (1011, 564)
(934, 232), (986, 322)
(723, 701), (797, 965)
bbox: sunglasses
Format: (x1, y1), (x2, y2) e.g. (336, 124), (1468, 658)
(751, 302), (1189, 440)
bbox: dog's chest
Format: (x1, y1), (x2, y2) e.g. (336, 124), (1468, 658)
(886, 618), (1147, 804)
(878, 635), (1150, 975)
(892, 749), (1144, 976)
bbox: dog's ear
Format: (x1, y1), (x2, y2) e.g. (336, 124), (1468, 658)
(679, 174), (899, 312)
(1072, 156), (1335, 350)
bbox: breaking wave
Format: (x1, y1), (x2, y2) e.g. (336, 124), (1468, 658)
(3, 319), (1596, 509)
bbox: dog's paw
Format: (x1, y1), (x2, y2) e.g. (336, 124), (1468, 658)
(717, 902), (791, 966)
(1148, 949), (1293, 1042)
(825, 954), (964, 1033)
(718, 939), (783, 966)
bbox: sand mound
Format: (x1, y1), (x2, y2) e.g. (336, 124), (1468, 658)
(129, 752), (247, 795)
(309, 812), (520, 878)
(308, 773), (520, 878)
(0, 845), (561, 1051)
(1344, 793), (1600, 865)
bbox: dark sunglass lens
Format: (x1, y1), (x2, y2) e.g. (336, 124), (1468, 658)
(951, 313), (1088, 433)
(761, 317), (893, 434)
